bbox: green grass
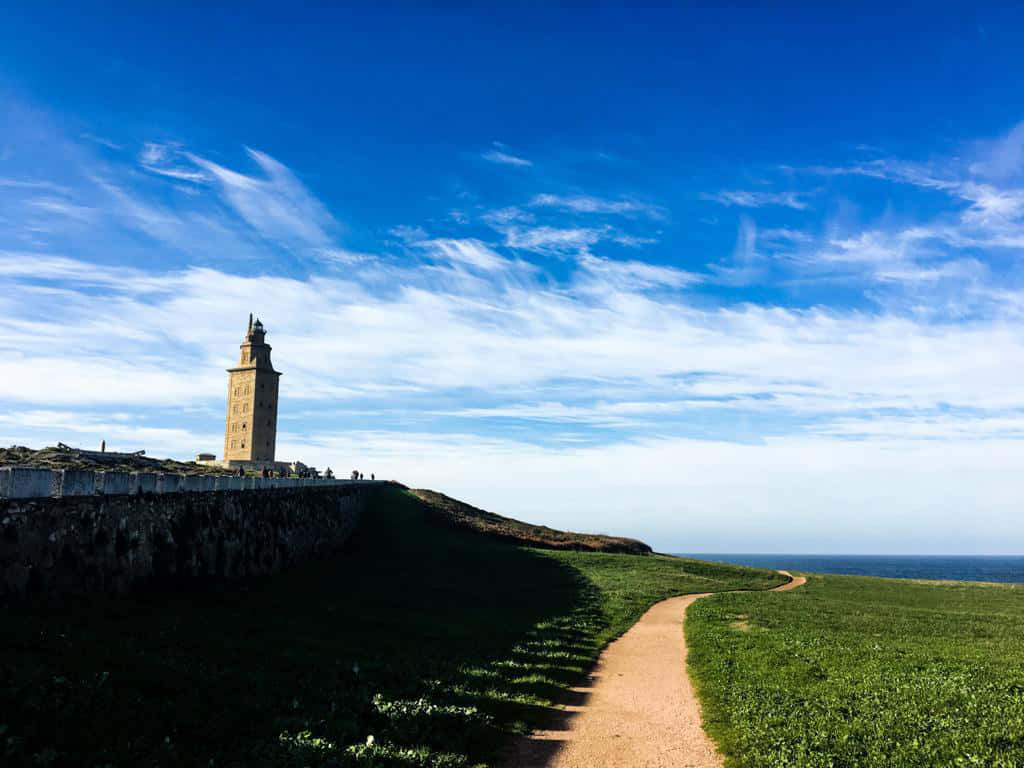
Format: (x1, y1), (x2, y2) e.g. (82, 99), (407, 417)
(687, 573), (1024, 768)
(0, 486), (783, 767)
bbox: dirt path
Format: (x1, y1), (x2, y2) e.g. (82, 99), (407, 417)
(505, 570), (806, 768)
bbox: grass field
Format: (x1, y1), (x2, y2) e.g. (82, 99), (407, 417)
(0, 486), (783, 767)
(687, 573), (1024, 768)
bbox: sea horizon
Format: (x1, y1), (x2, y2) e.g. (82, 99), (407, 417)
(675, 553), (1024, 584)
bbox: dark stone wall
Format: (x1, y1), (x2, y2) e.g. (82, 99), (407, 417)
(0, 486), (372, 596)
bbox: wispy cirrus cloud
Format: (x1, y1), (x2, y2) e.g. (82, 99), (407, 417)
(500, 224), (604, 254)
(702, 188), (811, 210)
(969, 120), (1024, 181)
(188, 147), (338, 251)
(481, 146), (532, 167)
(139, 142), (210, 183)
(423, 238), (511, 272)
(26, 197), (95, 222)
(530, 193), (664, 219)
(576, 253), (699, 290)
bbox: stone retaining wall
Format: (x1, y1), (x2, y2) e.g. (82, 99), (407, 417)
(0, 467), (368, 499)
(0, 483), (380, 596)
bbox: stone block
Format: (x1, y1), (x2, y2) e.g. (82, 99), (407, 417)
(181, 475), (204, 492)
(100, 472), (132, 496)
(131, 473), (157, 494)
(59, 469), (97, 497)
(226, 476), (244, 491)
(156, 474), (183, 493)
(3, 468), (57, 498)
(213, 476), (232, 491)
(243, 477), (257, 490)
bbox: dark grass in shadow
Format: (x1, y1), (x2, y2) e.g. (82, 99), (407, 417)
(0, 487), (600, 767)
(0, 487), (784, 767)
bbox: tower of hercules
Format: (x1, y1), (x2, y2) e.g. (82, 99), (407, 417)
(224, 314), (282, 463)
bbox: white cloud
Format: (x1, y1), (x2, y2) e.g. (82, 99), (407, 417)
(317, 247), (375, 266)
(187, 147), (337, 250)
(702, 189), (810, 210)
(6, 252), (1024, 422)
(530, 193), (664, 219)
(760, 227), (812, 244)
(275, 429), (1024, 553)
(501, 224), (604, 254)
(969, 121), (1024, 180)
(389, 224), (429, 242)
(27, 197), (96, 222)
(482, 149), (532, 167)
(0, 178), (73, 195)
(576, 253), (699, 290)
(139, 141), (210, 183)
(424, 238), (510, 272)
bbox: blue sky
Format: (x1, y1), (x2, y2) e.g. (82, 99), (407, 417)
(3, 4), (1024, 553)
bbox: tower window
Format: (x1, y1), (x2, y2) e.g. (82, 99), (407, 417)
(242, 423), (247, 430)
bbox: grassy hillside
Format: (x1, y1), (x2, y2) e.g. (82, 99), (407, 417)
(0, 444), (224, 474)
(0, 486), (782, 767)
(411, 488), (652, 554)
(687, 573), (1024, 768)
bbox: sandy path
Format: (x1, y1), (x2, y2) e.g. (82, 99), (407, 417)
(505, 570), (806, 768)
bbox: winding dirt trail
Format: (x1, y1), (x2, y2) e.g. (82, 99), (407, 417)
(505, 570), (806, 768)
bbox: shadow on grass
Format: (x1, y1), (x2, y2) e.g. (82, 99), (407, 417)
(0, 487), (605, 767)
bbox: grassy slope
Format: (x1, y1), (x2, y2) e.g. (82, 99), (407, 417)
(411, 488), (653, 554)
(0, 486), (782, 767)
(687, 573), (1024, 768)
(0, 445), (224, 474)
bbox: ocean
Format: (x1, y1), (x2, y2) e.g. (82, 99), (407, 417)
(676, 554), (1024, 584)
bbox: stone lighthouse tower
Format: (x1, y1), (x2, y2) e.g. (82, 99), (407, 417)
(223, 314), (282, 464)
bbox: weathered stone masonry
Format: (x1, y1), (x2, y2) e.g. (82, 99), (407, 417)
(1, 483), (379, 596)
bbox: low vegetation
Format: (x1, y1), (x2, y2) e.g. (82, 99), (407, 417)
(0, 486), (782, 767)
(411, 488), (652, 554)
(0, 444), (223, 475)
(687, 573), (1024, 768)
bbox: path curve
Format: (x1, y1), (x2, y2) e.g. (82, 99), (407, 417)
(505, 570), (806, 768)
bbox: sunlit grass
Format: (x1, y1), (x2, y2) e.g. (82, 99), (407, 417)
(687, 573), (1024, 767)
